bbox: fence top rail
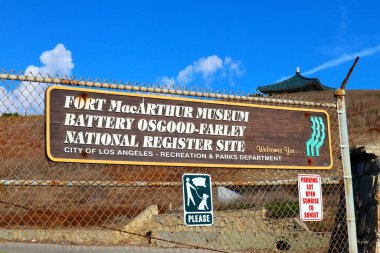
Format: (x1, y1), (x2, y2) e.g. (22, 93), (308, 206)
(0, 73), (337, 108)
(0, 179), (341, 187)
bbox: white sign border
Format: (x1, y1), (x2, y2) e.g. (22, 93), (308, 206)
(182, 173), (214, 227)
(297, 174), (323, 221)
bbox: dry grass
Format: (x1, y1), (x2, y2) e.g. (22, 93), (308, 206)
(278, 89), (380, 148)
(345, 90), (380, 147)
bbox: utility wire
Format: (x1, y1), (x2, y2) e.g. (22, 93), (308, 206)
(0, 199), (229, 253)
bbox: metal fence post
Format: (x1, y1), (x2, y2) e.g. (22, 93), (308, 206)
(336, 89), (358, 253)
(335, 57), (359, 253)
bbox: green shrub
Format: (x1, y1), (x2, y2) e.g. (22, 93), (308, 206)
(215, 201), (255, 211)
(1, 112), (19, 117)
(265, 201), (299, 218)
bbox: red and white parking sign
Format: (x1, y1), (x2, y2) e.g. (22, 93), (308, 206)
(298, 174), (323, 221)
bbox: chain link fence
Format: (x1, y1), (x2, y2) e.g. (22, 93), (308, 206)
(0, 71), (350, 252)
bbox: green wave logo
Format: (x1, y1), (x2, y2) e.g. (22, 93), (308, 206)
(306, 117), (325, 157)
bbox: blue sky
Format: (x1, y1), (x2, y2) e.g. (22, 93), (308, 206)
(0, 0), (379, 92)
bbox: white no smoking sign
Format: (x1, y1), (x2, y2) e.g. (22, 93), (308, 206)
(298, 174), (323, 221)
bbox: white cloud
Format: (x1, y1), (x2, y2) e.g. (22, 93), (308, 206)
(25, 43), (74, 77)
(160, 76), (176, 88)
(224, 57), (245, 86)
(303, 44), (380, 75)
(196, 55), (223, 78)
(273, 44), (380, 83)
(177, 65), (195, 85)
(274, 75), (292, 83)
(159, 55), (245, 88)
(337, 5), (348, 39)
(1, 43), (74, 115)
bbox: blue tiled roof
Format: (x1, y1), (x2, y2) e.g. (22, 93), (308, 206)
(257, 73), (334, 94)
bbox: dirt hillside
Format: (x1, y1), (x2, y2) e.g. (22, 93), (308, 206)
(276, 89), (380, 150)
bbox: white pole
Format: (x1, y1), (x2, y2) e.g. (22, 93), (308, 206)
(335, 56), (360, 253)
(336, 89), (358, 253)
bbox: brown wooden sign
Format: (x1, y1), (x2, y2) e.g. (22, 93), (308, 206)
(46, 86), (333, 169)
